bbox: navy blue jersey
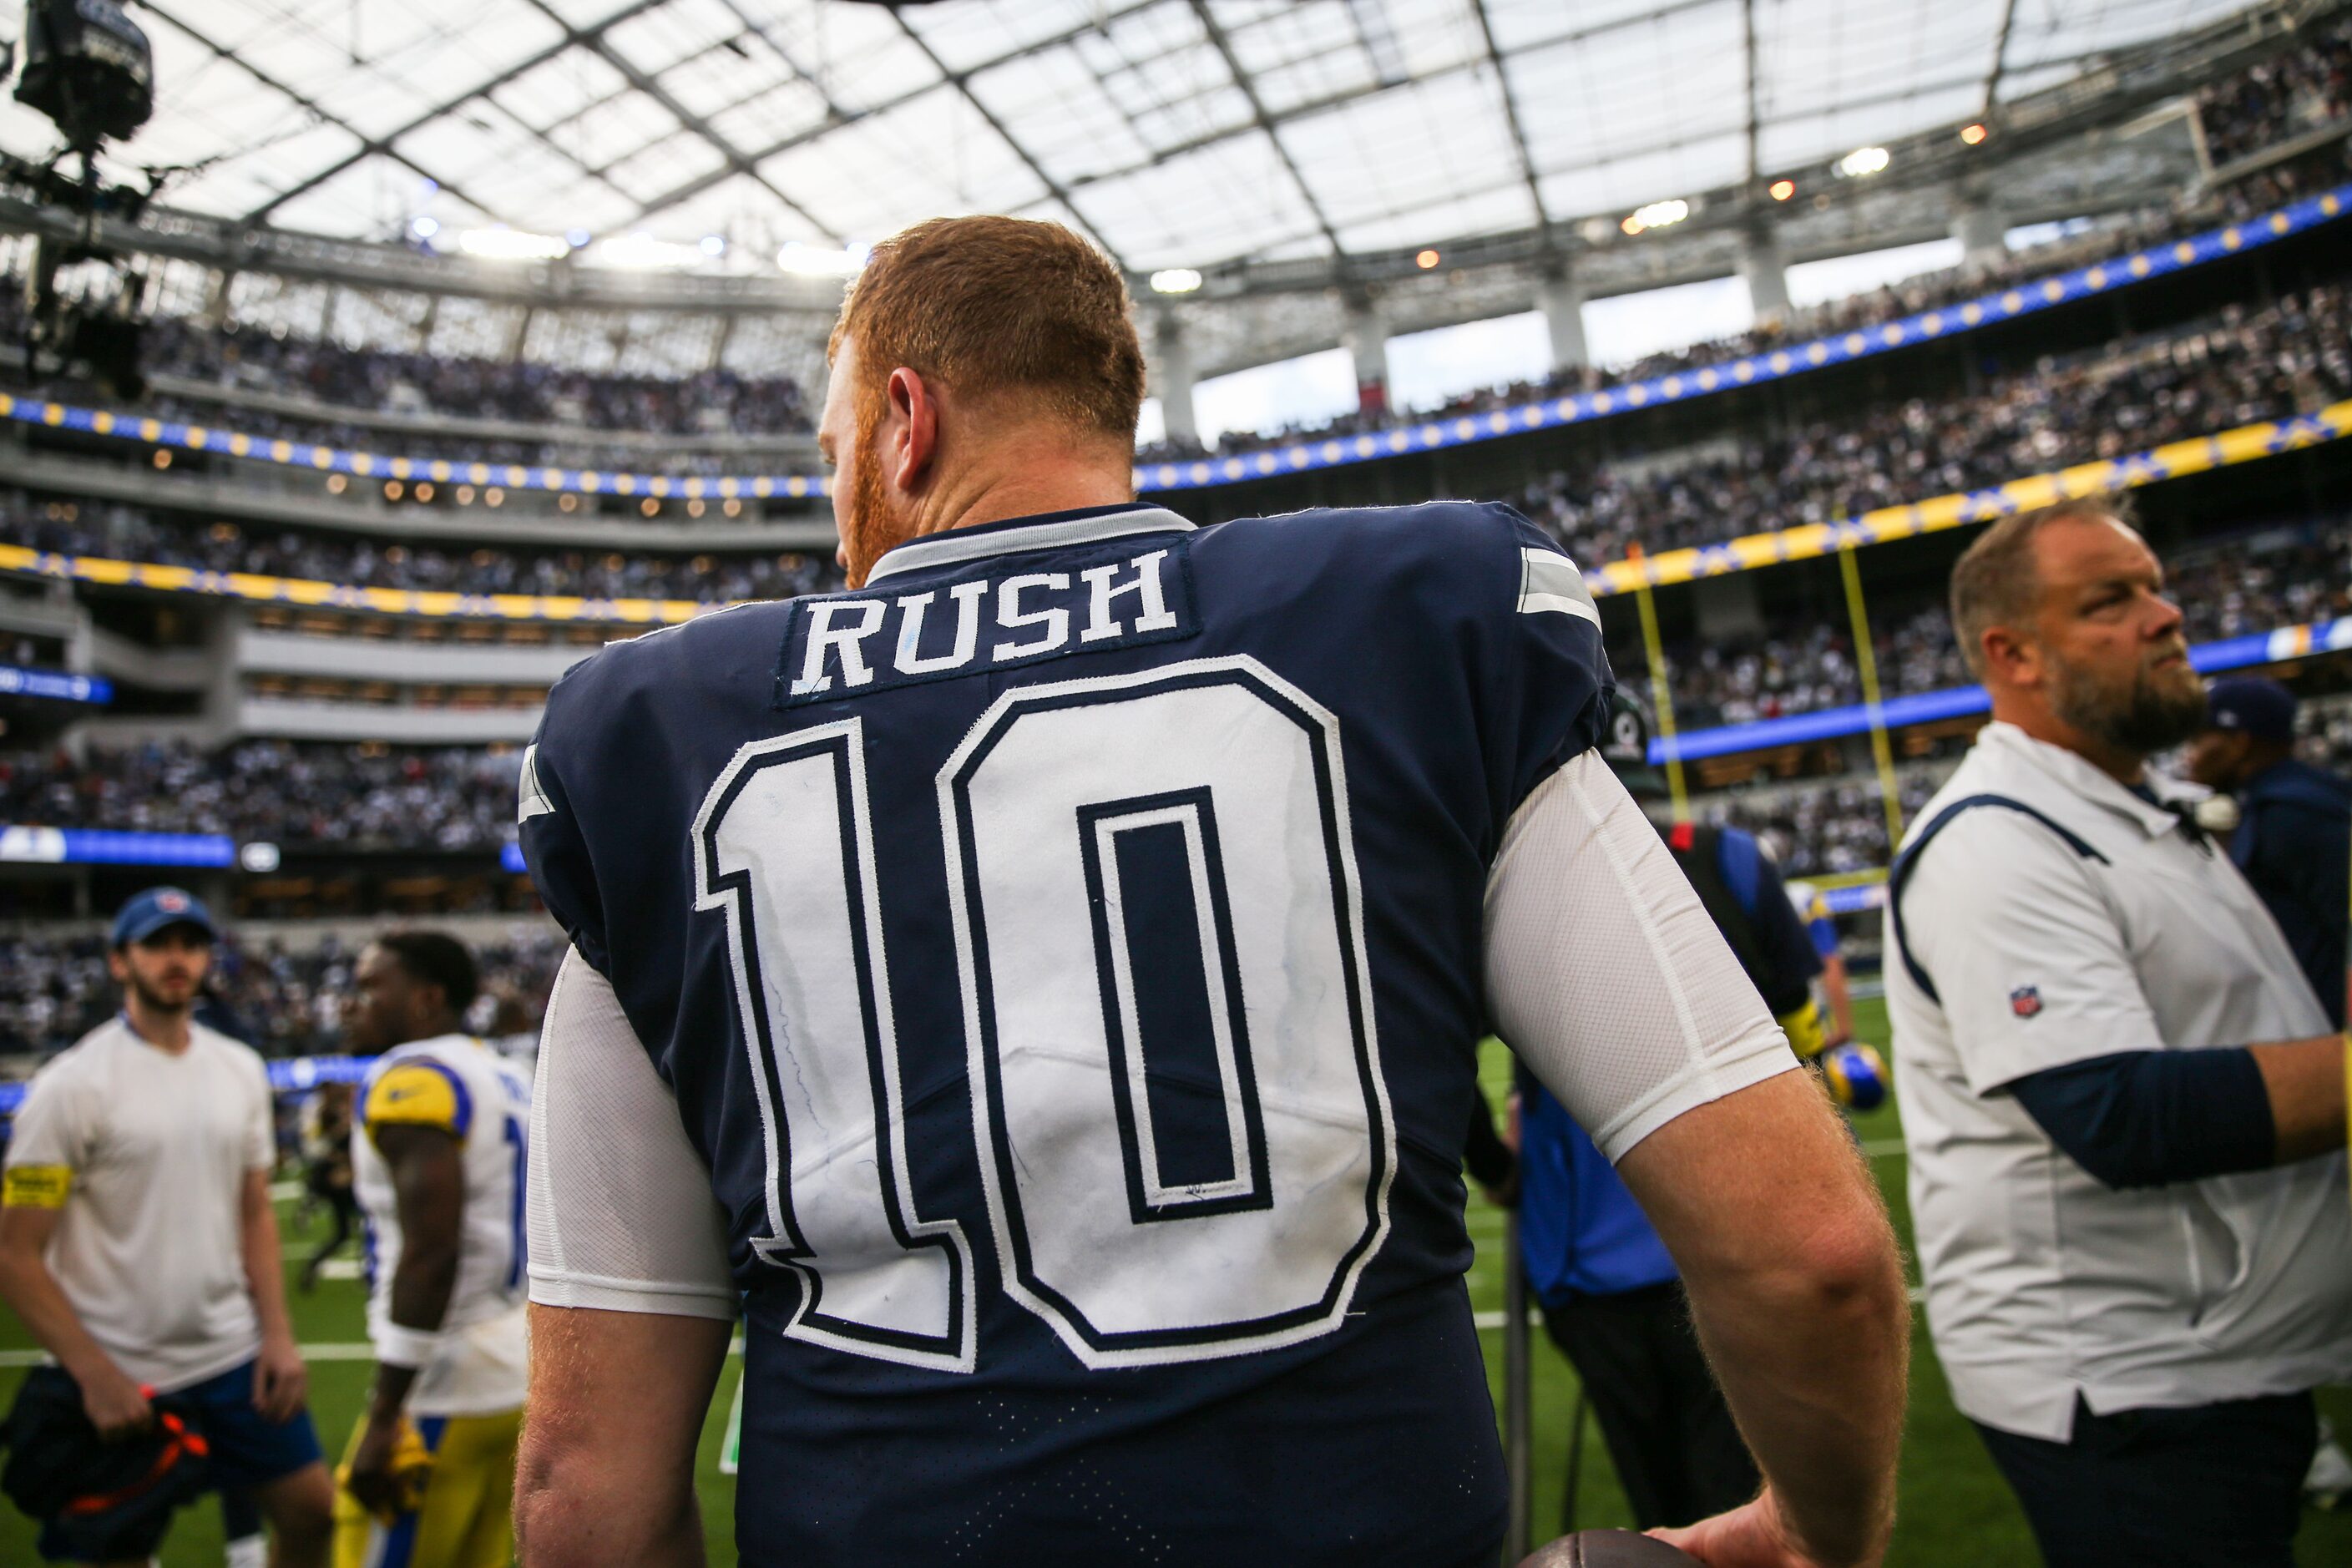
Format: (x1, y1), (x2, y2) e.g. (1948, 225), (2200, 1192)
(521, 500), (1610, 1565)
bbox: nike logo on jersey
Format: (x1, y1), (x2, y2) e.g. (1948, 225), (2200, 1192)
(779, 540), (1199, 707)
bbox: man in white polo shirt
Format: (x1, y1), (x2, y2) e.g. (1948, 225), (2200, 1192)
(0, 888), (334, 1566)
(1889, 498), (2352, 1567)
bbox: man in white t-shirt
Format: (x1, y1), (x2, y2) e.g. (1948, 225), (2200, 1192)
(1889, 500), (2352, 1567)
(0, 888), (334, 1566)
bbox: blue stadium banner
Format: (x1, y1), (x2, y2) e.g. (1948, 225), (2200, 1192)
(0, 185), (2339, 503)
(0, 665), (111, 704)
(1649, 615), (2349, 764)
(0, 826), (236, 867)
(0, 1052), (372, 1113)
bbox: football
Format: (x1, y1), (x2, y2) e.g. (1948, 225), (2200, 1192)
(1518, 1528), (1702, 1566)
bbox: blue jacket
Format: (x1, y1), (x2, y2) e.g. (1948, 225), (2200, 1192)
(2231, 757), (2349, 1029)
(1517, 1075), (1680, 1305)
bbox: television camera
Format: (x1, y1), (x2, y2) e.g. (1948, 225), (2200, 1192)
(7, 0), (157, 399)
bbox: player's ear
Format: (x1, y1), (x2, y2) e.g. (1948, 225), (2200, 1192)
(886, 366), (937, 495)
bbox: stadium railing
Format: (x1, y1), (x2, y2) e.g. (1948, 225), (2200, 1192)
(5, 612), (2341, 871)
(9, 392), (2349, 628)
(3, 184), (2344, 503)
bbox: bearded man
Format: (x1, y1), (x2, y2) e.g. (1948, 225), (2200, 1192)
(1886, 498), (2352, 1568)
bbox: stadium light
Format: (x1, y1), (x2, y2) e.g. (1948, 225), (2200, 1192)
(1620, 199), (1689, 237)
(458, 226), (570, 261)
(411, 216), (439, 240)
(593, 233), (707, 270)
(1769, 179), (1796, 201)
(1415, 249), (1441, 269)
(1150, 267), (1203, 294)
(1837, 145), (1890, 178)
(1960, 123), (1989, 146)
(780, 241), (871, 277)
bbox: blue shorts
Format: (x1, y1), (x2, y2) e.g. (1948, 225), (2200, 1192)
(175, 1358), (326, 1490)
(176, 1353), (326, 1495)
(33, 1358), (324, 1563)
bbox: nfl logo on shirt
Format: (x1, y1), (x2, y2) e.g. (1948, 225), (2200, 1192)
(2010, 985), (2043, 1019)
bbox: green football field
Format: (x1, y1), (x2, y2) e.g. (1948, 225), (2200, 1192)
(7, 997), (2350, 1565)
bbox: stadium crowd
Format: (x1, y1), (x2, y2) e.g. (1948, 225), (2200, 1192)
(1138, 150), (2352, 468)
(1702, 694), (2352, 881)
(3, 510), (2339, 861)
(8, 277), (2348, 608)
(0, 741), (524, 851)
(2199, 11), (2352, 168)
(1637, 516), (2352, 730)
(0, 108), (2335, 488)
(6, 499), (843, 603)
(1518, 279), (2352, 563)
(0, 926), (563, 1059)
(136, 318), (812, 438)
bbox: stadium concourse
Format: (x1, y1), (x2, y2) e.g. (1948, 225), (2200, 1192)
(4, 1), (2352, 1564)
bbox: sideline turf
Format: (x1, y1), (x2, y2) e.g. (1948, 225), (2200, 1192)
(6, 998), (2349, 1565)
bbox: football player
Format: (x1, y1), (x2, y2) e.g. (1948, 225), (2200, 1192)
(514, 216), (1909, 1568)
(334, 932), (531, 1568)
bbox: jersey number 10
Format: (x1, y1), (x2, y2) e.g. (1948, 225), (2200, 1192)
(694, 657), (1397, 1373)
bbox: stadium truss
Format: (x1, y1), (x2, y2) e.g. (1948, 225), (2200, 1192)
(0, 0), (2336, 384)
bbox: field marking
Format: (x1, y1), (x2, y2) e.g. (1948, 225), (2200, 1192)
(1, 1337), (757, 1369)
(1473, 1287), (1924, 1332)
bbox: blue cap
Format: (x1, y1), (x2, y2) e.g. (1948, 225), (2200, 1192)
(111, 886), (217, 948)
(2205, 676), (2297, 745)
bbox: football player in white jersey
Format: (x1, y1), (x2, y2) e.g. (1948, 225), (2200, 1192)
(334, 932), (532, 1568)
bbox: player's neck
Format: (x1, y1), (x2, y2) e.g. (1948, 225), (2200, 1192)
(903, 448), (1136, 544)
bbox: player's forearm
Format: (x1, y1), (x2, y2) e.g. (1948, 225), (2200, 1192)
(365, 1362), (420, 1425)
(2250, 1035), (2351, 1162)
(387, 1244), (460, 1337)
(518, 1305), (728, 1568)
(1823, 959), (1856, 1041)
(0, 1242), (128, 1387)
(1681, 1219), (1909, 1568)
(1621, 1075), (1909, 1567)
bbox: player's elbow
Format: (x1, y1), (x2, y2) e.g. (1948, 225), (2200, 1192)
(515, 1409), (700, 1568)
(1786, 1205), (1907, 1330)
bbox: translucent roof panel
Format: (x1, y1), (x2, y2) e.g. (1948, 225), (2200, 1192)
(6, 0), (2266, 273)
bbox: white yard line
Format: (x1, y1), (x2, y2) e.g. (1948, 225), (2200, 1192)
(1473, 1287), (1924, 1332)
(1, 1338), (757, 1369)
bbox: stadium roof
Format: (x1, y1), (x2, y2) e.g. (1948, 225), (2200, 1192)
(8, 0), (2270, 275)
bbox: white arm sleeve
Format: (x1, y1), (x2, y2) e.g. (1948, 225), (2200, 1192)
(1485, 750), (1798, 1162)
(527, 946), (738, 1320)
